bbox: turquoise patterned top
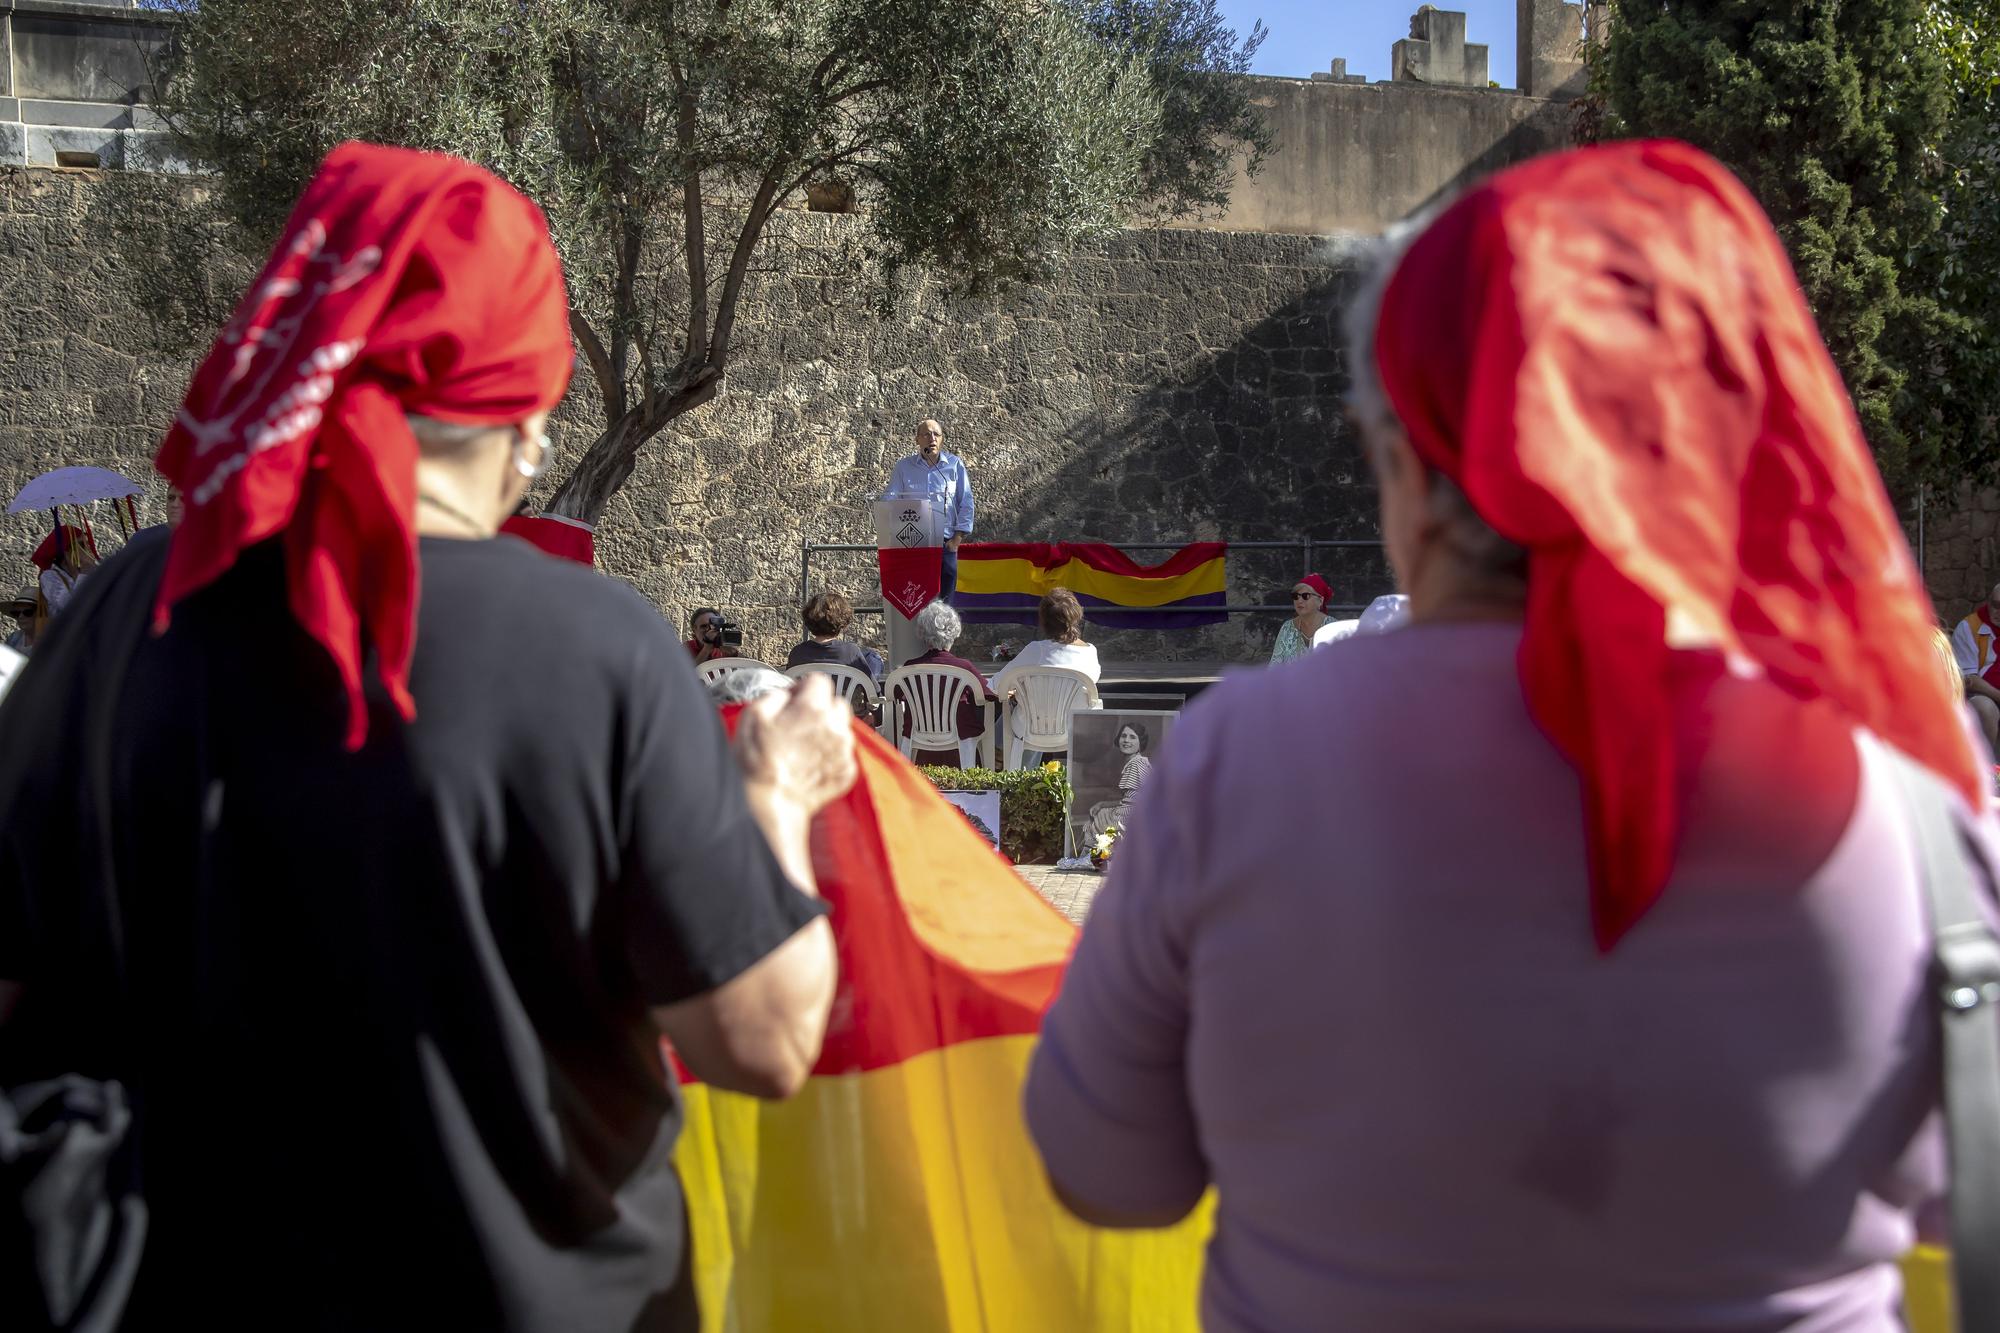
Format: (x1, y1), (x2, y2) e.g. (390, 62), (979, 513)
(1270, 618), (1323, 664)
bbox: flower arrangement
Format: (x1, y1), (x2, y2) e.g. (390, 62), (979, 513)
(1089, 824), (1121, 872)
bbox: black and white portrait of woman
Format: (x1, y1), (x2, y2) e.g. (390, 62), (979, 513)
(1069, 710), (1175, 852)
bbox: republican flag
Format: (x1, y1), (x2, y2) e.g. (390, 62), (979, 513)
(677, 716), (1212, 1330)
(954, 543), (1227, 629)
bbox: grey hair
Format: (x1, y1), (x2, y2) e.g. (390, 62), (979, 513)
(912, 599), (962, 651)
(1338, 216), (1428, 436)
(406, 413), (501, 455)
(1340, 213), (1527, 585)
(706, 666), (792, 705)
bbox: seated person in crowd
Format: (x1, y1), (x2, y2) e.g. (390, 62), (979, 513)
(707, 664), (794, 706)
(32, 522), (98, 623)
(1952, 580), (2000, 752)
(897, 599), (996, 764)
(1270, 573), (1339, 663)
(786, 591), (877, 676)
(685, 605), (732, 664)
(2, 585), (39, 654)
(989, 588), (1102, 761)
(989, 587), (1100, 697)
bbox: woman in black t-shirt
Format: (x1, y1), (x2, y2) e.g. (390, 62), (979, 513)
(786, 590), (878, 676)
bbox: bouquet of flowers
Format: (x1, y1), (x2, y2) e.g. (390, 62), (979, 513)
(1088, 824), (1121, 872)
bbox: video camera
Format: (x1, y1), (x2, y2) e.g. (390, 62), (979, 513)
(716, 619), (744, 651)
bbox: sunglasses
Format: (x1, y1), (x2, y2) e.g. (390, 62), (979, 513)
(1292, 591), (1319, 600)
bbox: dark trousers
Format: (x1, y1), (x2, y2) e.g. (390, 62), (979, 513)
(938, 544), (958, 607)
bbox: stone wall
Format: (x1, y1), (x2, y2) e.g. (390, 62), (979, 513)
(0, 166), (1395, 665)
(1916, 484), (2000, 624)
(1203, 76), (1576, 236)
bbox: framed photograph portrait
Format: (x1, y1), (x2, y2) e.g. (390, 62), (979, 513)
(1067, 709), (1177, 856)
(938, 789), (1002, 852)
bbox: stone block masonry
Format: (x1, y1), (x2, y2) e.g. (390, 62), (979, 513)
(0, 169), (1389, 665)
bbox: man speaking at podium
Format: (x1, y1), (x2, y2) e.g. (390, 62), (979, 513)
(885, 418), (975, 605)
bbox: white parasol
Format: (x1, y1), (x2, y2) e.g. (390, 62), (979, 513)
(7, 466), (142, 514)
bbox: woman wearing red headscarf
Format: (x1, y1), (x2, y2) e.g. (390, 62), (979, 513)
(0, 143), (853, 1331)
(1269, 571), (1337, 663)
(29, 520), (98, 621)
(1027, 141), (2000, 1330)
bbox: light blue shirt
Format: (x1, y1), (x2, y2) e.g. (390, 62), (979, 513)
(885, 451), (975, 539)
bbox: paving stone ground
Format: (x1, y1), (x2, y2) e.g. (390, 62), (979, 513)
(1015, 864), (1106, 925)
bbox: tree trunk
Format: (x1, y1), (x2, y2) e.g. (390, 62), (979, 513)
(542, 372), (723, 527)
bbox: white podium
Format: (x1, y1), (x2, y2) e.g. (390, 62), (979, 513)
(871, 493), (944, 668)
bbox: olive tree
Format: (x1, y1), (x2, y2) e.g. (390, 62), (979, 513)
(120, 0), (1270, 524)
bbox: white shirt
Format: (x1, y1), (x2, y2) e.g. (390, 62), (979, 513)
(990, 639), (1102, 698)
(1953, 610), (1997, 679)
(38, 567), (76, 619)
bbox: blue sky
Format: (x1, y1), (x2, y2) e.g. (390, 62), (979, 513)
(1214, 0), (1519, 88)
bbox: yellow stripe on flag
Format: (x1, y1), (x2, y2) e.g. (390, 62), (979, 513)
(677, 1033), (1214, 1333)
(954, 555), (1225, 607)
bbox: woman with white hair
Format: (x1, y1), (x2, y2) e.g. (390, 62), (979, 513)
(897, 599), (995, 765)
(1027, 141), (2000, 1330)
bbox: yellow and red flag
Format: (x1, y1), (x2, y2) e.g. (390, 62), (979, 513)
(677, 717), (1211, 1332)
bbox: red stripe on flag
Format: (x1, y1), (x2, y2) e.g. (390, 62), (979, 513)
(959, 541), (1225, 579)
(674, 717), (1067, 1086)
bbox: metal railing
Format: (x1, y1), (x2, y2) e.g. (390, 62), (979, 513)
(801, 537), (1389, 617)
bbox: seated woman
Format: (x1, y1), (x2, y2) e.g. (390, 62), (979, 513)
(786, 591), (876, 676)
(990, 588), (1102, 761)
(1269, 573), (1338, 663)
(897, 599), (996, 765)
(990, 587), (1100, 695)
(1080, 720), (1152, 844)
(32, 522), (99, 624)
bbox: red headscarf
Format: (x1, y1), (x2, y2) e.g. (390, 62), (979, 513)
(30, 524), (94, 572)
(1372, 140), (1980, 950)
(1295, 573), (1334, 604)
(153, 142), (573, 747)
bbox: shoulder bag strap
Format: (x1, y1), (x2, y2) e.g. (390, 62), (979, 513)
(1891, 749), (2000, 1332)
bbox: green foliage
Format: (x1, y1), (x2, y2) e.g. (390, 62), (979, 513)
(918, 763), (1073, 864)
(1908, 0), (2000, 485)
(1077, 0), (1273, 221)
(112, 0), (1269, 524)
(1599, 0), (1954, 490)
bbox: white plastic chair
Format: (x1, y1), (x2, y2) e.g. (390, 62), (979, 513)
(784, 662), (882, 721)
(884, 663), (990, 769)
(695, 655), (770, 685)
(998, 666), (1101, 770)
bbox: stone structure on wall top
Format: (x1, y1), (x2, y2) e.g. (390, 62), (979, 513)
(1393, 7), (1490, 88)
(1310, 59), (1368, 86)
(1517, 0), (1590, 100)
(1311, 4), (1588, 101)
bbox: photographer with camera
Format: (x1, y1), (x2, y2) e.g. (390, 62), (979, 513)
(686, 606), (741, 664)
